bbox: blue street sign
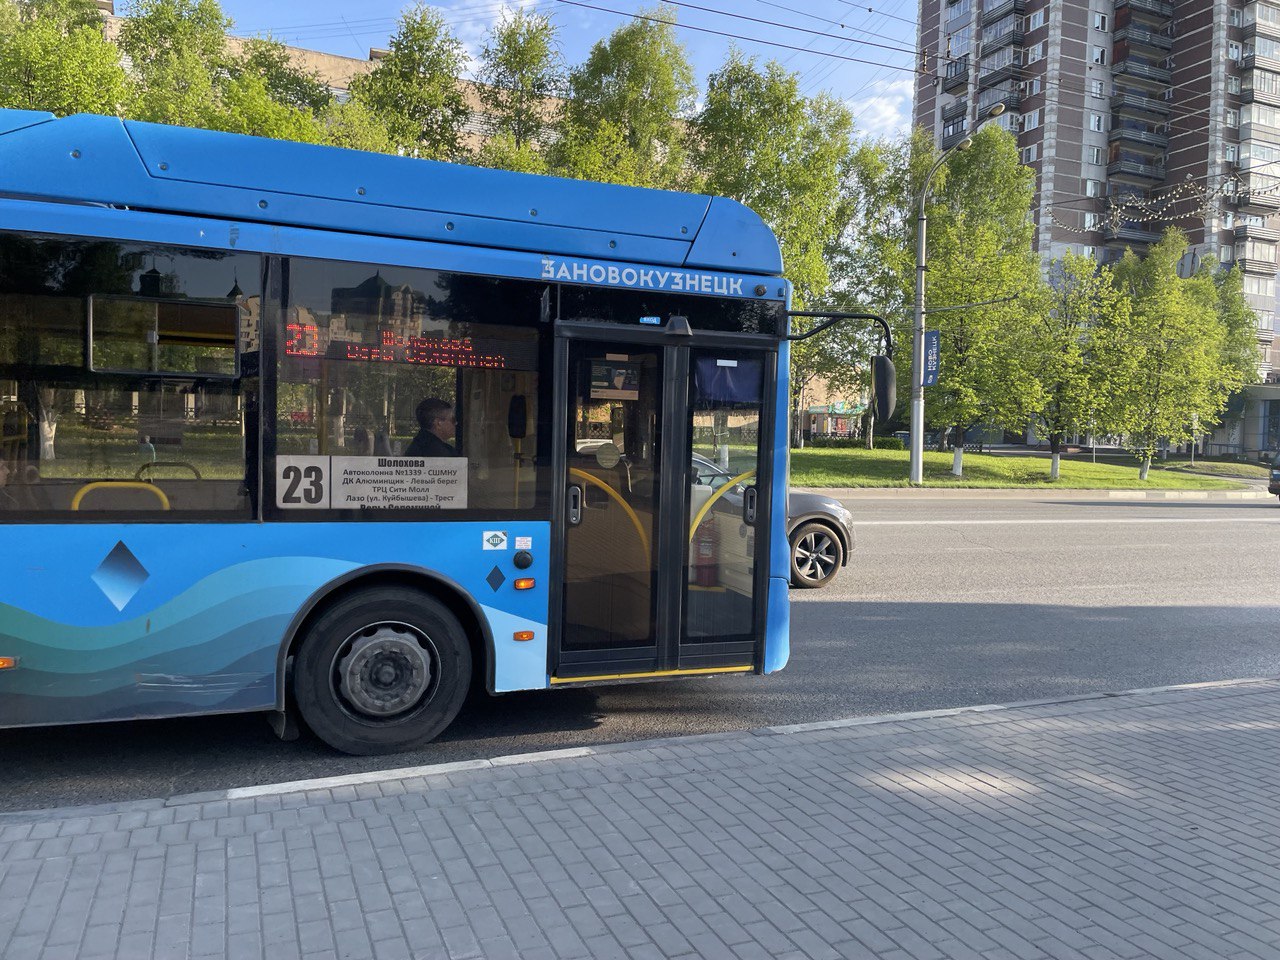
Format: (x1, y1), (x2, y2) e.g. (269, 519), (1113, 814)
(923, 330), (941, 387)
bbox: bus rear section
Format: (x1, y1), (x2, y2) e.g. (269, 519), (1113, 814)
(0, 110), (792, 754)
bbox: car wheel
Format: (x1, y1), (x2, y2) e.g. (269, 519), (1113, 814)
(294, 586), (472, 756)
(790, 522), (844, 589)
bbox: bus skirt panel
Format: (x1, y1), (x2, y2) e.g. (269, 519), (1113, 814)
(0, 521), (552, 728)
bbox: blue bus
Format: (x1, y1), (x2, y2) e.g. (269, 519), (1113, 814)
(0, 109), (817, 755)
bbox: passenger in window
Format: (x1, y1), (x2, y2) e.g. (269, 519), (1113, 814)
(351, 425), (374, 456)
(0, 460), (40, 510)
(406, 398), (459, 458)
(0, 459), (13, 508)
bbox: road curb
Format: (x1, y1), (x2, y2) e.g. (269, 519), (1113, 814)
(801, 486), (1273, 500)
(4, 676), (1277, 824)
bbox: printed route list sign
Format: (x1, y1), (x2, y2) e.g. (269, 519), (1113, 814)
(276, 456), (468, 510)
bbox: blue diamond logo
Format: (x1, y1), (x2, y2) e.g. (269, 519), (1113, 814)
(91, 541), (149, 611)
(486, 566), (505, 592)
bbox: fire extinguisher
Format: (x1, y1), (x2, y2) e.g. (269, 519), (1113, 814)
(692, 517), (720, 588)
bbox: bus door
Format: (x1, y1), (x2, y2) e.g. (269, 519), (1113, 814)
(552, 332), (773, 681)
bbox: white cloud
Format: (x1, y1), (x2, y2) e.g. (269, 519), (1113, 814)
(850, 78), (915, 140)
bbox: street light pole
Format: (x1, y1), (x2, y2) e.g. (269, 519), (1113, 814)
(909, 145), (967, 485)
(908, 104), (1005, 485)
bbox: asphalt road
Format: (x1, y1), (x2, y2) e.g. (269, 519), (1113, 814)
(7, 494), (1280, 812)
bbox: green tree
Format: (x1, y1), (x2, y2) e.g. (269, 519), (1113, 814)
(1101, 229), (1255, 478)
(474, 131), (548, 174)
(830, 130), (934, 444)
(477, 9), (562, 156)
(347, 4), (469, 160)
(215, 70), (325, 142)
(1035, 252), (1126, 479)
(318, 99), (395, 154)
(117, 0), (230, 128)
(922, 126), (1044, 476)
(556, 4), (695, 188)
(0, 0), (131, 116)
(693, 51), (856, 445)
(232, 36), (332, 114)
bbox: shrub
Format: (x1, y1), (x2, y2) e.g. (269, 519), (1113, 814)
(873, 436), (905, 450)
(807, 436), (862, 449)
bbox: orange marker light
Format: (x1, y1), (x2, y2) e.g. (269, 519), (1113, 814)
(513, 631), (535, 642)
(0, 657), (18, 670)
(514, 578), (536, 590)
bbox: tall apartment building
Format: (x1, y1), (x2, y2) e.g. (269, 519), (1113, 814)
(916, 0), (1280, 454)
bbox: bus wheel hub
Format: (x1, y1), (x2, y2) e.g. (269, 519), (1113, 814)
(338, 628), (432, 717)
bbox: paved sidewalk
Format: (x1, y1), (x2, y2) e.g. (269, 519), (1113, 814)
(4, 680), (1280, 960)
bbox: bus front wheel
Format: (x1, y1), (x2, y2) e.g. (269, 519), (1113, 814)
(293, 586), (472, 755)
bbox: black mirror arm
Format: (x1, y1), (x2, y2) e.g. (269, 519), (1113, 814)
(785, 311), (894, 359)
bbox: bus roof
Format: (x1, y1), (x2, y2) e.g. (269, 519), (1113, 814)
(0, 109), (783, 276)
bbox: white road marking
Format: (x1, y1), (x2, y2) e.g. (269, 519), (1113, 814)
(851, 517), (1280, 526)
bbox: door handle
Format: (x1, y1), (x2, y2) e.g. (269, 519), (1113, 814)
(567, 485), (583, 526)
(742, 485), (758, 526)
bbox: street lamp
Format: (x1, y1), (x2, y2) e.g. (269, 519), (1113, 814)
(909, 103), (1006, 485)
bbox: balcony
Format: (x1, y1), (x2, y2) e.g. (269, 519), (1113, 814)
(981, 28), (1024, 52)
(941, 99), (968, 121)
(1111, 59), (1173, 85)
(980, 0), (1025, 25)
(1236, 255), (1279, 274)
(1103, 222), (1162, 244)
(1113, 25), (1173, 51)
(1241, 52), (1280, 72)
(1114, 0), (1173, 20)
(1110, 91), (1172, 117)
(943, 57), (970, 92)
(1107, 159), (1167, 182)
(978, 90), (1021, 114)
(1242, 84), (1280, 107)
(979, 62), (1020, 88)
(1244, 20), (1280, 43)
(941, 127), (970, 149)
(1235, 222), (1280, 242)
(1108, 126), (1170, 150)
(1236, 188), (1280, 214)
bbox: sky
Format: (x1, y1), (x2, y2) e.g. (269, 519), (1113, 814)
(213, 0), (920, 140)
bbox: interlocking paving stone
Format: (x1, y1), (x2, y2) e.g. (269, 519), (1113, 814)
(6, 681), (1280, 958)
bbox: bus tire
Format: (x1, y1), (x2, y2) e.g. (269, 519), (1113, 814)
(293, 586), (472, 756)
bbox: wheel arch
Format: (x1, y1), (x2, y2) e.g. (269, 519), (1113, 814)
(274, 564), (495, 710)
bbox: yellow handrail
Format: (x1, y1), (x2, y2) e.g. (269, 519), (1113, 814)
(688, 470), (756, 543)
(71, 481), (171, 511)
(568, 468), (650, 558)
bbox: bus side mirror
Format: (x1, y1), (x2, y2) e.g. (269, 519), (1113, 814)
(872, 355), (896, 421)
(507, 395), (527, 440)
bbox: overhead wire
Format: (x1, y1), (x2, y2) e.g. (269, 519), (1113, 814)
(801, 0), (916, 97)
(553, 0), (932, 75)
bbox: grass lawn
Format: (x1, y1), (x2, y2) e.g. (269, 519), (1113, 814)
(790, 447), (1248, 490)
(1156, 459), (1272, 480)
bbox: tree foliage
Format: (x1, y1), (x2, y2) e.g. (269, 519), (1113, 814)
(1099, 229), (1257, 477)
(693, 50), (857, 443)
(919, 127), (1045, 473)
(477, 9), (563, 153)
(318, 99), (395, 154)
(0, 0), (131, 116)
(556, 4), (695, 187)
(1035, 252), (1126, 478)
(347, 4), (469, 160)
(232, 36), (332, 114)
(117, 0), (230, 128)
